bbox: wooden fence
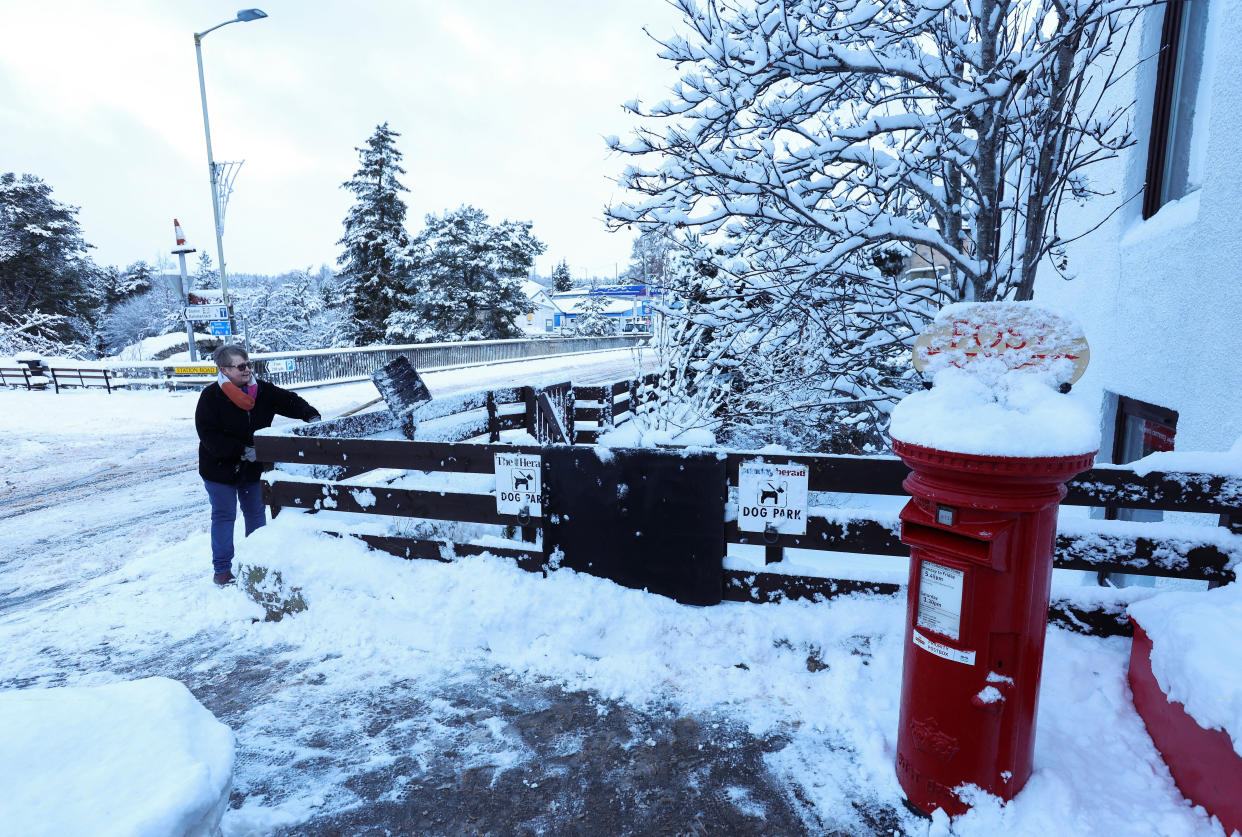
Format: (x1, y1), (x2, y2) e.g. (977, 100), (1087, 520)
(256, 377), (1241, 637)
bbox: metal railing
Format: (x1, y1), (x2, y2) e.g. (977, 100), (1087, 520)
(108, 336), (648, 389)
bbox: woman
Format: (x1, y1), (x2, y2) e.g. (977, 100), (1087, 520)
(195, 344), (321, 585)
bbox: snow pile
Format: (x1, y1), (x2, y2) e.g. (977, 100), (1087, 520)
(109, 331), (216, 362)
(893, 303), (1098, 456)
(1128, 583), (1242, 756)
(890, 366), (1099, 456)
(0, 677), (235, 837)
(595, 418), (717, 448)
(1126, 434), (1242, 478)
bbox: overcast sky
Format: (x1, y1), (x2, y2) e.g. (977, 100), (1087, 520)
(0, 0), (684, 280)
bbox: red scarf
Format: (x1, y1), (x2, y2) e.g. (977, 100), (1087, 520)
(221, 381), (257, 411)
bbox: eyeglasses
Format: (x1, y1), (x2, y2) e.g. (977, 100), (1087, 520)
(222, 363), (252, 371)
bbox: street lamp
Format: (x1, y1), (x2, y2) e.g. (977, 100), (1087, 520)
(194, 8), (267, 327)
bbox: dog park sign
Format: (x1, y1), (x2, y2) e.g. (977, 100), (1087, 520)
(738, 461), (810, 535)
(494, 453), (542, 518)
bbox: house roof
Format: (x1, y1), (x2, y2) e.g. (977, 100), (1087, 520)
(563, 296), (638, 315)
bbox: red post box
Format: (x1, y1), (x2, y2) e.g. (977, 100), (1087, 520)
(891, 439), (1095, 816)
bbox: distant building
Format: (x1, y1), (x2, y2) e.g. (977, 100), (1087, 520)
(519, 282), (663, 335)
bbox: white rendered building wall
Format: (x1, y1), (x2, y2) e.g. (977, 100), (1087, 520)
(1033, 1), (1242, 455)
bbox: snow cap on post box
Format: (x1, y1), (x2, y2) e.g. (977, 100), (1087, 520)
(890, 302), (1099, 457)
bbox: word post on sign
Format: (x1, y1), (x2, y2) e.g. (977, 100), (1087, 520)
(911, 301), (1090, 385)
(494, 453), (542, 517)
(737, 461), (809, 535)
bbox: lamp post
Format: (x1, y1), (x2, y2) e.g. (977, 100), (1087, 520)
(194, 8), (267, 334)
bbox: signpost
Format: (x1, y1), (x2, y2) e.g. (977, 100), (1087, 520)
(911, 301), (1090, 385)
(173, 365), (217, 375)
(171, 219), (199, 361)
(185, 304), (232, 322)
(209, 321), (232, 337)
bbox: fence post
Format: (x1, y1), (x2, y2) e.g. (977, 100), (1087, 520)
(522, 385), (537, 440)
(487, 389), (500, 443)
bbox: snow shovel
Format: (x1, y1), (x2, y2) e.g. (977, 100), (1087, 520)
(369, 355), (432, 438)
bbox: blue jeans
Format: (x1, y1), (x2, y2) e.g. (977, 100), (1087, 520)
(204, 479), (267, 575)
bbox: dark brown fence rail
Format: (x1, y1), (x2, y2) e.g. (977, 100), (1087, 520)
(256, 377), (1242, 637)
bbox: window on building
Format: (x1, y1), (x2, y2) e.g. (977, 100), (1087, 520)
(1099, 396), (1195, 589)
(1108, 396), (1178, 522)
(1143, 0), (1210, 218)
(545, 319), (553, 332)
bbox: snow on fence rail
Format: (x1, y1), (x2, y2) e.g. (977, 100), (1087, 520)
(104, 335), (647, 389)
(255, 377), (1241, 637)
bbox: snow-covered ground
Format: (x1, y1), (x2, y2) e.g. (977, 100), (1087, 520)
(0, 351), (1233, 836)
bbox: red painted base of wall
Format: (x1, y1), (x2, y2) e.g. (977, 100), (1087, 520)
(1129, 620), (1242, 835)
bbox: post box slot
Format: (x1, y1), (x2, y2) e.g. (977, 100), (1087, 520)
(902, 521), (991, 564)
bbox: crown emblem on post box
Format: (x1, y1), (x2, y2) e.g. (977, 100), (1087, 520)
(911, 717), (960, 762)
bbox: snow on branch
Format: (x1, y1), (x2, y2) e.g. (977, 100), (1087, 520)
(607, 0), (1151, 452)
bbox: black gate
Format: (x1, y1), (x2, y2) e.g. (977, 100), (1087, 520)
(543, 447), (726, 606)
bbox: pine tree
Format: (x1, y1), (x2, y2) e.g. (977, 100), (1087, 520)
(193, 252), (217, 290)
(570, 280), (615, 336)
(114, 261), (155, 303)
(551, 259), (574, 293)
(624, 228), (673, 287)
(0, 172), (98, 341)
(385, 206), (545, 342)
(337, 123), (412, 345)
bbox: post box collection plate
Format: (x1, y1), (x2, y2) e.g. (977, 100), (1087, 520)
(916, 560), (965, 641)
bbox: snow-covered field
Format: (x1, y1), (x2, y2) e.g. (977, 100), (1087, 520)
(0, 351), (1232, 836)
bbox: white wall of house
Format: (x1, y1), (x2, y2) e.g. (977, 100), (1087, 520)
(1033, 0), (1242, 456)
(518, 287), (560, 336)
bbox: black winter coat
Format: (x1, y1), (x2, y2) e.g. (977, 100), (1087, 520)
(196, 380), (319, 484)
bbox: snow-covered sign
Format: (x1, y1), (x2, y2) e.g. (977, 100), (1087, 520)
(737, 461), (809, 535)
(494, 453), (542, 518)
(912, 302), (1090, 386)
(265, 358), (296, 374)
(184, 304), (230, 322)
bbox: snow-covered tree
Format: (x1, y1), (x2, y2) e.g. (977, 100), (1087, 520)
(193, 252), (217, 291)
(236, 268), (350, 351)
(607, 0), (1146, 451)
(624, 227), (675, 287)
(97, 283), (184, 356)
(337, 123), (413, 345)
(113, 261), (155, 303)
(551, 259), (574, 293)
(570, 281), (616, 336)
(385, 206), (545, 343)
(611, 0), (1143, 301)
(0, 172), (98, 341)
(0, 311), (91, 359)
